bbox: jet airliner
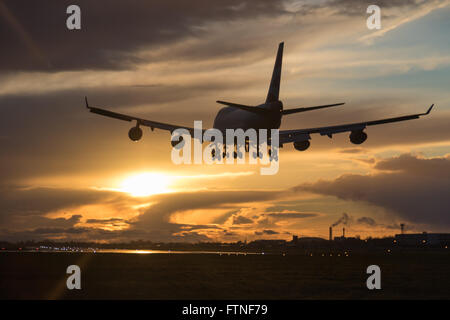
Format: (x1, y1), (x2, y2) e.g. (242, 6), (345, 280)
(86, 42), (434, 152)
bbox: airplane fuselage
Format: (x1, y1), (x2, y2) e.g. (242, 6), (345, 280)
(213, 101), (283, 132)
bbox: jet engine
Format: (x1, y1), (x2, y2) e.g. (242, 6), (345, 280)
(349, 130), (367, 145)
(293, 140), (310, 151)
(128, 125), (143, 141)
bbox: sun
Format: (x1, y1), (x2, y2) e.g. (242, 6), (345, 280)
(120, 172), (172, 197)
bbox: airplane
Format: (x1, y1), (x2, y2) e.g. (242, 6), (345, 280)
(86, 42), (434, 153)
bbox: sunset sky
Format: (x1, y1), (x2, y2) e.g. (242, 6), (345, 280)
(0, 0), (449, 243)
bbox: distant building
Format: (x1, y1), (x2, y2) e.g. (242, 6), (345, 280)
(248, 239), (287, 247)
(395, 232), (450, 246)
(334, 236), (358, 241)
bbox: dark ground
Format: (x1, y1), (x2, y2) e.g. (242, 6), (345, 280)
(1, 250), (449, 299)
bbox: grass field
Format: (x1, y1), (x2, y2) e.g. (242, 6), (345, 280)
(1, 251), (449, 299)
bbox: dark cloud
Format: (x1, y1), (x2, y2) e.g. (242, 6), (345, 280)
(294, 154), (450, 227)
(0, 186), (132, 238)
(85, 218), (129, 227)
(0, 0), (286, 72)
(4, 214), (83, 233)
(297, 0), (425, 16)
(331, 0), (421, 15)
(357, 216), (377, 226)
(0, 186), (124, 219)
(255, 229), (279, 235)
(232, 215), (253, 224)
(338, 148), (366, 154)
(265, 212), (318, 219)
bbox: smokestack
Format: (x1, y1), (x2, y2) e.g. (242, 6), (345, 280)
(329, 227), (332, 241)
(400, 223), (405, 235)
(343, 227), (345, 238)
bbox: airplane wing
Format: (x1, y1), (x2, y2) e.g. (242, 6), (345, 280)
(280, 104), (434, 145)
(85, 97), (202, 136)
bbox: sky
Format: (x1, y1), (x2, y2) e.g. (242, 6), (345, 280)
(0, 0), (449, 243)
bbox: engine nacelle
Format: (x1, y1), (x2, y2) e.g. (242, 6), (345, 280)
(293, 140), (310, 151)
(171, 135), (185, 149)
(128, 126), (143, 141)
(349, 130), (367, 145)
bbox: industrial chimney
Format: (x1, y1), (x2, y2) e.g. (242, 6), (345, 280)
(400, 223), (405, 234)
(329, 227), (332, 241)
(343, 227), (345, 238)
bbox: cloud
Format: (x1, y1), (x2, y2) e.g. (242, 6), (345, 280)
(0, 186), (124, 218)
(265, 212), (318, 219)
(294, 154), (450, 227)
(0, 0), (286, 72)
(357, 216), (377, 226)
(131, 190), (281, 241)
(85, 218), (127, 224)
(338, 148), (367, 154)
(232, 215), (253, 225)
(255, 229), (280, 236)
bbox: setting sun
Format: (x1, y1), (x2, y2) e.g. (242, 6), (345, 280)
(120, 173), (172, 197)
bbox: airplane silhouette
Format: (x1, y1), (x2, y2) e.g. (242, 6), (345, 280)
(86, 42), (434, 152)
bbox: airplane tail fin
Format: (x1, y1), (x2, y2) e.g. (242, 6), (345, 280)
(266, 42), (284, 103)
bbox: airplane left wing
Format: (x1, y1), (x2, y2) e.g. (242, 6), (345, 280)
(280, 104), (434, 145)
(85, 97), (202, 136)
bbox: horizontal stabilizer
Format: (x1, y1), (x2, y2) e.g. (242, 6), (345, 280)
(282, 102), (345, 115)
(216, 100), (267, 114)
